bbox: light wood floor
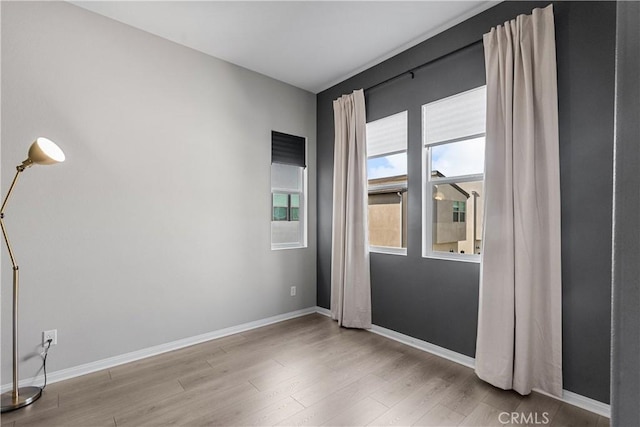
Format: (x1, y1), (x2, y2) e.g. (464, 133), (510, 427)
(1, 314), (609, 427)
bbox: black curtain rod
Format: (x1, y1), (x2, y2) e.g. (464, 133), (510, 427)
(364, 38), (484, 93)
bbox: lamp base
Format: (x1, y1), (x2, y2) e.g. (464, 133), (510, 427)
(1, 386), (42, 413)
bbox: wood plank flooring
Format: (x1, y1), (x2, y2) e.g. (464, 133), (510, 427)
(0, 314), (609, 426)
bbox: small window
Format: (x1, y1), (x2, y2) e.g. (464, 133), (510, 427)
(271, 131), (306, 249)
(453, 201), (466, 222)
(271, 193), (300, 222)
(423, 87), (486, 261)
(366, 111), (408, 255)
(290, 194), (300, 221)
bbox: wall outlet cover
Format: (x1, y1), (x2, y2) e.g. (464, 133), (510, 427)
(43, 329), (57, 346)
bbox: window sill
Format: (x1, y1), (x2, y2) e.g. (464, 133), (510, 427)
(370, 246), (407, 256)
(423, 252), (481, 263)
(271, 244), (307, 251)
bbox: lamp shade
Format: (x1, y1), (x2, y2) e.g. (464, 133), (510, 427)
(27, 137), (65, 165)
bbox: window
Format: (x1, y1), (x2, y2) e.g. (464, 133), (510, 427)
(366, 111), (408, 255)
(290, 194), (300, 221)
(272, 194), (292, 221)
(271, 193), (300, 222)
(271, 131), (306, 249)
(423, 86), (486, 261)
(453, 201), (466, 222)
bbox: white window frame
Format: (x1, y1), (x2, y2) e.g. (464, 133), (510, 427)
(422, 87), (485, 263)
(271, 161), (307, 251)
(366, 111), (408, 256)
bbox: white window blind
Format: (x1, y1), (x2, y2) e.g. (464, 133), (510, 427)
(424, 86), (486, 145)
(366, 111), (408, 158)
(271, 163), (302, 191)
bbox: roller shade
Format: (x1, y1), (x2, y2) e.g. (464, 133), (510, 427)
(424, 86), (486, 145)
(366, 111), (407, 158)
(272, 131), (306, 168)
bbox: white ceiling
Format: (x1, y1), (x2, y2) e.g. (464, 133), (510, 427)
(71, 1), (498, 93)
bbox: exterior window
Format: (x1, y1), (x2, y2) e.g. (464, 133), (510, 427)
(453, 201), (466, 222)
(272, 194), (299, 222)
(290, 194), (300, 221)
(272, 194), (289, 221)
(423, 86), (486, 260)
(271, 132), (306, 249)
(366, 111), (408, 255)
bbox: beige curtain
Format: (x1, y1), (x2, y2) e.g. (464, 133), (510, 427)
(330, 89), (372, 329)
(475, 5), (562, 397)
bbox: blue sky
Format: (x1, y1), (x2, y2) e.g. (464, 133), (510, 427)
(367, 153), (407, 179)
(367, 137), (485, 180)
(431, 137), (485, 177)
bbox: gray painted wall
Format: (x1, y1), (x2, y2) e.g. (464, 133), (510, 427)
(366, 41), (486, 359)
(317, 1), (615, 403)
(1, 1), (316, 385)
(611, 2), (640, 425)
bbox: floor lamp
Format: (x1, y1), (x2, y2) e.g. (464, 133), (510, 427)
(0, 137), (65, 413)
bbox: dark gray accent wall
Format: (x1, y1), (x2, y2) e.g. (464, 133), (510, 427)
(317, 1), (615, 404)
(366, 42), (486, 358)
(611, 1), (640, 425)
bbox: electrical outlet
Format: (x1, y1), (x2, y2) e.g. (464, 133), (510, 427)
(290, 286), (297, 296)
(43, 329), (57, 346)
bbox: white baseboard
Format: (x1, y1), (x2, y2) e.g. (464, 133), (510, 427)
(3, 304), (609, 419)
(1, 306), (317, 393)
(539, 389), (611, 418)
(313, 306), (610, 418)
(315, 306), (331, 317)
(370, 324), (475, 369)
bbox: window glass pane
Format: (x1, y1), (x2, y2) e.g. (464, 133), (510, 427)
(273, 207), (288, 221)
(272, 193), (288, 221)
(432, 180), (483, 255)
(367, 152), (407, 180)
(366, 111), (408, 251)
(290, 194), (299, 208)
(273, 193), (288, 207)
(290, 194), (300, 221)
(271, 156), (304, 248)
(271, 163), (301, 191)
(368, 191), (407, 248)
(431, 137), (485, 178)
(272, 192), (300, 243)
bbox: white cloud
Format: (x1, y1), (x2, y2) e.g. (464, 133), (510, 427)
(368, 153), (407, 179)
(432, 138), (484, 177)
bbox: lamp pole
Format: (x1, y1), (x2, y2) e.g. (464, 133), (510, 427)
(1, 138), (65, 412)
(0, 166), (43, 411)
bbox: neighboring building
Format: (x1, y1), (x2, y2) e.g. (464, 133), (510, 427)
(432, 173), (469, 253)
(368, 175), (407, 248)
(432, 171), (483, 255)
(368, 171), (483, 254)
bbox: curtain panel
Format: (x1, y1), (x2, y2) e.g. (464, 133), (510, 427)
(475, 5), (563, 397)
(330, 89), (372, 329)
